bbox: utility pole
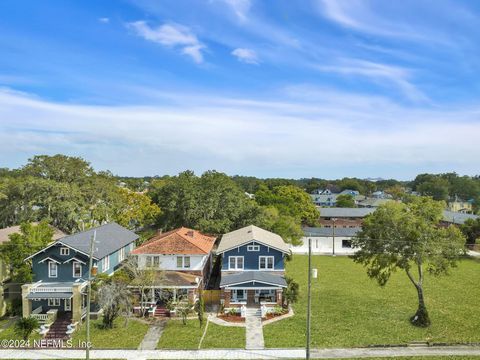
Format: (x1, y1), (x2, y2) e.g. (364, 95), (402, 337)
(86, 230), (96, 360)
(332, 218), (337, 256)
(306, 236), (312, 360)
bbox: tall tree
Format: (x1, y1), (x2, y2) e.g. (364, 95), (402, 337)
(352, 197), (466, 327)
(114, 188), (161, 230)
(336, 194), (356, 208)
(22, 154), (94, 183)
(0, 221), (54, 282)
(417, 178), (450, 201)
(255, 185), (319, 226)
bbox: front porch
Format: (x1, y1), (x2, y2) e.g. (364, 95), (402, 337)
(22, 281), (88, 323)
(220, 271), (287, 309)
(130, 271), (201, 317)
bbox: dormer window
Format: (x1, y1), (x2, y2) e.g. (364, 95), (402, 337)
(247, 245), (260, 251)
(60, 247), (70, 256)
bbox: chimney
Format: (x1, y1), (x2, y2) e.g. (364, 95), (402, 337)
(187, 230), (194, 237)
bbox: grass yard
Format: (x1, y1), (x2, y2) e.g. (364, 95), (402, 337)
(264, 255), (480, 348)
(0, 319), (41, 342)
(200, 322), (245, 348)
(157, 319), (246, 349)
(72, 316), (149, 349)
(157, 319), (206, 349)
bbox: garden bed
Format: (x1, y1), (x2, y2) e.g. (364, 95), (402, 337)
(217, 314), (245, 323)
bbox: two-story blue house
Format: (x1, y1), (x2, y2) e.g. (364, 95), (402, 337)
(22, 222), (138, 325)
(217, 225), (289, 308)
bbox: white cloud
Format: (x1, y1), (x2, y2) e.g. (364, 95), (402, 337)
(316, 59), (428, 102)
(1, 87), (479, 178)
(98, 17), (110, 24)
(221, 0), (251, 21)
(231, 48), (259, 64)
(127, 21), (206, 63)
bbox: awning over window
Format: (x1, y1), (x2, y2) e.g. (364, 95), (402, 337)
(26, 292), (73, 300)
(220, 271), (287, 288)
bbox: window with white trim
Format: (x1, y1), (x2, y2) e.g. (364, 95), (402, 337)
(342, 240), (352, 248)
(247, 244), (260, 251)
(48, 298), (60, 306)
(176, 256), (191, 269)
(259, 256), (274, 270)
(153, 256), (160, 267)
(228, 256), (244, 270)
(232, 289), (246, 302)
(102, 256), (110, 272)
(60, 247), (70, 256)
(48, 261), (58, 278)
(146, 256), (152, 268)
(118, 247), (125, 262)
(73, 261), (82, 278)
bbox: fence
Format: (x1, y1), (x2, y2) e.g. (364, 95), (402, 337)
(201, 290), (221, 306)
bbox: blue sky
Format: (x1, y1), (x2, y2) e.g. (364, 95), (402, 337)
(1, 0), (480, 179)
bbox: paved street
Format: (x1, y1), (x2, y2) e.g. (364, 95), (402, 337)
(0, 345), (479, 360)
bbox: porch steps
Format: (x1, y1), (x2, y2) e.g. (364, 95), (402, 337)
(45, 314), (71, 341)
(245, 308), (261, 317)
(154, 307), (169, 317)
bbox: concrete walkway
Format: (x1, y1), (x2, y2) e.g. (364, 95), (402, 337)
(0, 345), (480, 359)
(245, 307), (264, 350)
(138, 320), (166, 350)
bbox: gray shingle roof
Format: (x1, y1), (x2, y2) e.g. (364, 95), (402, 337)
(217, 225), (290, 254)
(318, 207), (479, 225)
(220, 271), (287, 287)
(442, 210), (479, 225)
(303, 227), (361, 237)
(57, 222), (138, 259)
(318, 207), (375, 218)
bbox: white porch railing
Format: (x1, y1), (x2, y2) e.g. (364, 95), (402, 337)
(31, 287), (72, 293)
(31, 308), (58, 324)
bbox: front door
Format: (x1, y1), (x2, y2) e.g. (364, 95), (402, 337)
(247, 290), (256, 306)
(64, 298), (71, 311)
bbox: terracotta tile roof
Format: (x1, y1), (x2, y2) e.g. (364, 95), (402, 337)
(131, 227), (216, 255)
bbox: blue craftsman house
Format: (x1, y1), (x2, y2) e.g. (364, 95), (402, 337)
(217, 225), (289, 309)
(22, 222), (138, 327)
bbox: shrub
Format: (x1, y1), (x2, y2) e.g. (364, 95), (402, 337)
(15, 317), (39, 340)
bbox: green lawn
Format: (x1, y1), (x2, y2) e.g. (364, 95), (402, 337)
(157, 319), (206, 349)
(264, 255), (480, 348)
(157, 319), (246, 349)
(201, 322), (245, 348)
(0, 318), (41, 342)
(72, 316), (149, 349)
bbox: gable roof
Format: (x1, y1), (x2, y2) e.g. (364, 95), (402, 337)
(26, 222), (138, 261)
(216, 225), (290, 254)
(131, 227), (216, 255)
(59, 223), (138, 259)
(0, 223), (65, 245)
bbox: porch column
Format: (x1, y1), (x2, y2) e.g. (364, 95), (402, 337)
(21, 284), (32, 318)
(188, 289), (195, 303)
(223, 289), (231, 307)
(72, 284), (82, 323)
(276, 289), (283, 306)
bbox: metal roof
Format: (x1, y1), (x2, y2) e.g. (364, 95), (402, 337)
(216, 225), (290, 254)
(442, 210), (479, 224)
(303, 227), (361, 237)
(220, 271), (287, 288)
(318, 207), (375, 218)
(57, 222), (138, 259)
(26, 292), (72, 299)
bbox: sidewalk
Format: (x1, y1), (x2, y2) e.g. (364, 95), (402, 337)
(0, 345), (479, 360)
